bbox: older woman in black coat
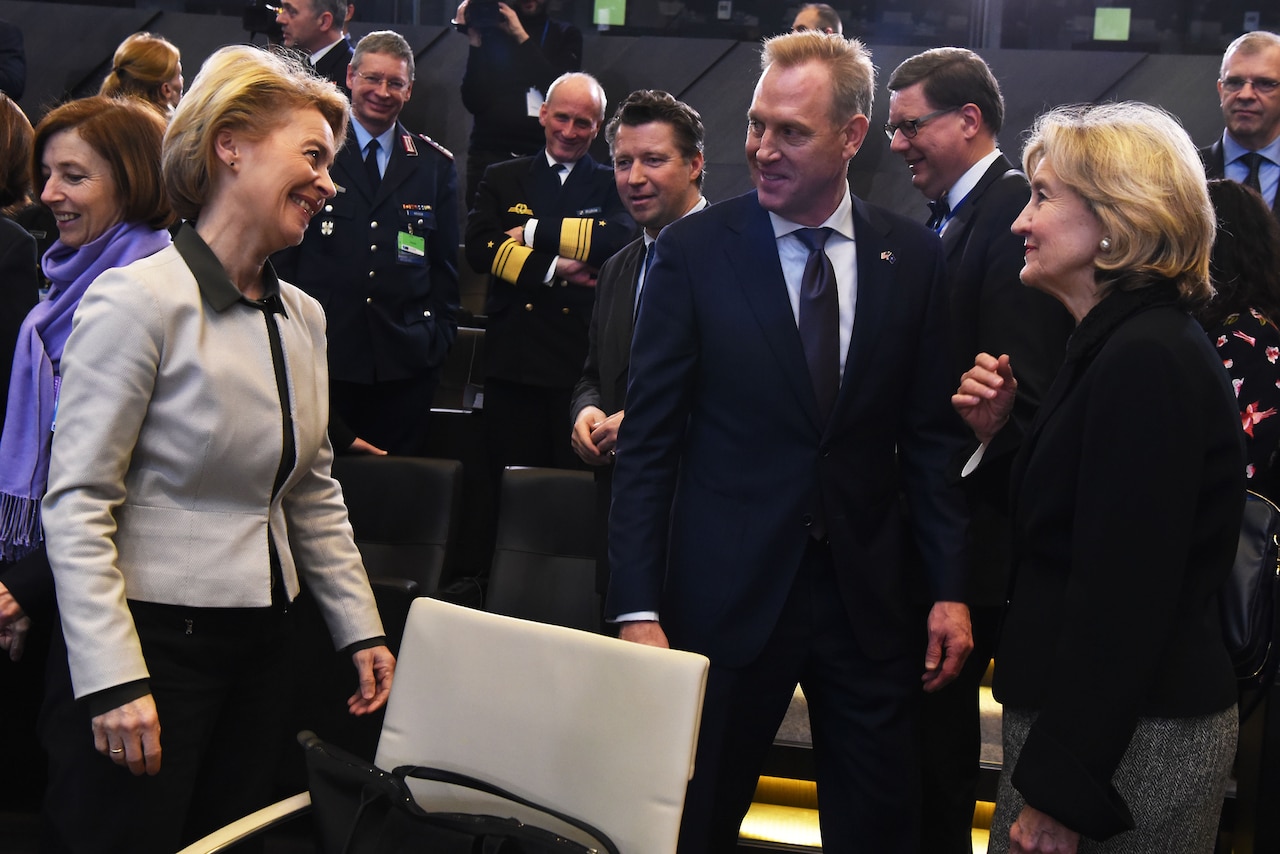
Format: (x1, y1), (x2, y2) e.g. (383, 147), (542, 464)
(954, 102), (1244, 854)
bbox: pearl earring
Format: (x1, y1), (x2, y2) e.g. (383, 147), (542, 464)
(1099, 237), (1112, 252)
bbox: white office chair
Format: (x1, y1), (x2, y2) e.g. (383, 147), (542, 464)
(178, 597), (709, 854)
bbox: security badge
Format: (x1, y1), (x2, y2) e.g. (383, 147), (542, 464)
(399, 204), (430, 266)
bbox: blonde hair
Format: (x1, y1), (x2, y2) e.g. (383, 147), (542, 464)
(760, 31), (875, 124)
(100, 33), (180, 108)
(1022, 101), (1214, 304)
(163, 45), (348, 221)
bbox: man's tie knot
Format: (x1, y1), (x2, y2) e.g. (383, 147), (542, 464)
(795, 226), (832, 254)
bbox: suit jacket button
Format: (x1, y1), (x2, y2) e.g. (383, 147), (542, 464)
(324, 204), (333, 213)
(366, 297), (373, 304)
(368, 271), (375, 278)
(561, 307), (570, 315)
(524, 303), (534, 311)
(802, 514), (814, 527)
(370, 244), (377, 252)
(370, 221), (379, 228)
(423, 310), (431, 317)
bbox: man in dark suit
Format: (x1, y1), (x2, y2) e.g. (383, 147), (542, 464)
(274, 30), (459, 456)
(570, 89), (707, 597)
(886, 47), (1073, 853)
(466, 71), (634, 474)
(453, 0), (583, 205)
(0, 19), (24, 99)
(1200, 30), (1280, 217)
(608, 32), (972, 853)
(277, 0), (353, 94)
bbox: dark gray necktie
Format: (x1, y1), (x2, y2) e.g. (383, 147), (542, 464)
(795, 227), (840, 421)
(634, 240), (655, 322)
(364, 139), (381, 189)
(1242, 151), (1264, 194)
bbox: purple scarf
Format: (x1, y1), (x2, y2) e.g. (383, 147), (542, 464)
(0, 220), (171, 560)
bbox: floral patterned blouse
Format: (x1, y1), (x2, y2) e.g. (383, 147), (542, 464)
(1210, 307), (1280, 496)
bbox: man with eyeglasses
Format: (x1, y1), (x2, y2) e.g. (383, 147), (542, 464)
(276, 0), (353, 94)
(1202, 30), (1280, 217)
(274, 30), (460, 456)
(886, 47), (1072, 854)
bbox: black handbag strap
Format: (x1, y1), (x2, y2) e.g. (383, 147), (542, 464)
(392, 764), (622, 854)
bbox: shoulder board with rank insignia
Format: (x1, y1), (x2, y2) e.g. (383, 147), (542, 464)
(416, 133), (453, 160)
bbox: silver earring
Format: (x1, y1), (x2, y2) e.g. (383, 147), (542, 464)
(1100, 237), (1112, 252)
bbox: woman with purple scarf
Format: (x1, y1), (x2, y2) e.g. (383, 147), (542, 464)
(0, 97), (172, 661)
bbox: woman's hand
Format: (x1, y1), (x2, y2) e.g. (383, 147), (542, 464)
(0, 582), (29, 661)
(348, 644), (396, 716)
(1009, 805), (1080, 853)
(952, 352), (1018, 445)
(93, 694), (162, 776)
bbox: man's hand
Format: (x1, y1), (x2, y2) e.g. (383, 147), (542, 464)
(505, 225), (525, 244)
(1009, 805), (1080, 854)
(619, 620), (669, 649)
(93, 694), (162, 776)
(348, 645), (396, 716)
(347, 436), (388, 456)
(555, 258), (597, 287)
(572, 405), (608, 464)
(0, 582), (29, 661)
(922, 600), (972, 692)
(495, 2), (530, 42)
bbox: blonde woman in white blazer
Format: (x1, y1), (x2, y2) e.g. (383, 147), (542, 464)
(39, 46), (394, 854)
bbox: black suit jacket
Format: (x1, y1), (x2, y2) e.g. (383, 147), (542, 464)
(979, 287), (1243, 840)
(465, 152), (635, 388)
(941, 154), (1072, 604)
(313, 35), (353, 96)
(273, 122), (460, 385)
(0, 20), (24, 99)
(1200, 138), (1280, 216)
(606, 190), (968, 667)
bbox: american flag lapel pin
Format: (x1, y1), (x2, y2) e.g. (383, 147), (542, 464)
(880, 250), (896, 264)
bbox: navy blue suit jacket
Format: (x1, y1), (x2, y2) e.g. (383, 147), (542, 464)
(274, 122), (460, 385)
(606, 191), (969, 667)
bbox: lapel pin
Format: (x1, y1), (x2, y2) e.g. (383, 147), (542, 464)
(880, 250), (896, 264)
(321, 220), (334, 236)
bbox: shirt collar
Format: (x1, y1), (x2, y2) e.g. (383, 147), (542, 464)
(1223, 131), (1280, 165)
(768, 187), (854, 242)
(309, 36), (344, 66)
(544, 149), (578, 175)
(944, 148), (1004, 210)
(351, 117), (398, 157)
(644, 195), (709, 244)
(173, 223), (287, 316)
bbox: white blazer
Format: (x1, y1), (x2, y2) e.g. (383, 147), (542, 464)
(43, 236), (383, 699)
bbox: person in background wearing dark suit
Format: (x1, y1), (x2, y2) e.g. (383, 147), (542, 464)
(453, 0), (582, 205)
(570, 89), (707, 600)
(886, 47), (1073, 854)
(608, 32), (972, 852)
(466, 71), (634, 475)
(1200, 30), (1280, 218)
(274, 30), (459, 456)
(277, 0), (353, 94)
(0, 19), (24, 99)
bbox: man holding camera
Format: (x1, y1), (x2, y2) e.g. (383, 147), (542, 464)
(453, 0), (582, 206)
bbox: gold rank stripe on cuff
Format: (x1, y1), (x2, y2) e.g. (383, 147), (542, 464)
(492, 237), (534, 282)
(558, 217), (595, 262)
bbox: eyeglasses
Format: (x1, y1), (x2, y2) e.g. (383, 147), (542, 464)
(1221, 77), (1280, 95)
(353, 71), (410, 93)
(884, 106), (959, 141)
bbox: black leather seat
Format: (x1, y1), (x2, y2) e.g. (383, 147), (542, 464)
(485, 467), (600, 633)
(330, 454), (463, 596)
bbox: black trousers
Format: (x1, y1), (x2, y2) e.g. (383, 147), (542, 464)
(918, 603), (1003, 854)
(40, 602), (294, 854)
(332, 374), (439, 457)
(677, 541), (923, 853)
